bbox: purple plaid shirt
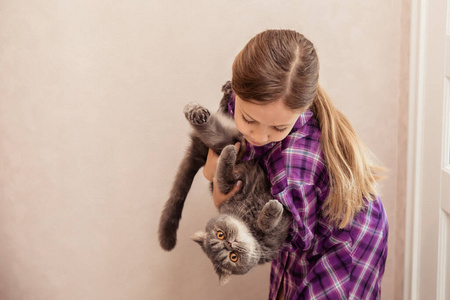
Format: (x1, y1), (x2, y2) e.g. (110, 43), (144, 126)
(228, 95), (388, 299)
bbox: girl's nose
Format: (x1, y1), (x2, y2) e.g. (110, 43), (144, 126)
(251, 128), (269, 144)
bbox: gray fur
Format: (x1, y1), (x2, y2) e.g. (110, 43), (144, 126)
(158, 81), (291, 284)
(158, 82), (241, 251)
(192, 145), (291, 284)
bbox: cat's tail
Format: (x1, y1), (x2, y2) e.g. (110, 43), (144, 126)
(158, 137), (207, 251)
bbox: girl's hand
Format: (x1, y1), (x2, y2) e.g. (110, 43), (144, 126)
(203, 148), (219, 182)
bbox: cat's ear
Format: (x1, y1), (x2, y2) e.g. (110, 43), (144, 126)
(217, 269), (232, 286)
(191, 231), (207, 247)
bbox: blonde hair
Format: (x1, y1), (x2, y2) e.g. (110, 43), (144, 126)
(311, 86), (385, 227)
(232, 29), (385, 228)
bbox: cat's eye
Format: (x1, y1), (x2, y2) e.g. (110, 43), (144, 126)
(216, 231), (225, 240)
(229, 252), (238, 262)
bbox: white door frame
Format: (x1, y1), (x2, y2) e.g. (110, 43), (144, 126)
(405, 0), (449, 299)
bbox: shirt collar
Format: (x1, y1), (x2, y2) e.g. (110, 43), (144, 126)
(292, 109), (313, 131)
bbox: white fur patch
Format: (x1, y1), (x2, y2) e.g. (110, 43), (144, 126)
(227, 216), (255, 251)
(215, 112), (240, 134)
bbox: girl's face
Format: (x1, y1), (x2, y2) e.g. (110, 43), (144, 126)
(234, 95), (304, 147)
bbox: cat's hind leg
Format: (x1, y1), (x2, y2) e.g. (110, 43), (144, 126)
(257, 200), (284, 232)
(215, 145), (239, 194)
(158, 137), (208, 251)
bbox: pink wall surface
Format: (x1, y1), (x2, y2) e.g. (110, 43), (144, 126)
(0, 1), (408, 299)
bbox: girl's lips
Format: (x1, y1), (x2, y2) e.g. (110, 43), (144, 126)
(246, 138), (266, 147)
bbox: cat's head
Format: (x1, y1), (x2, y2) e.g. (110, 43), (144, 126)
(192, 214), (260, 285)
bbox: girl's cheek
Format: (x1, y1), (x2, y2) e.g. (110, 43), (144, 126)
(234, 119), (247, 136)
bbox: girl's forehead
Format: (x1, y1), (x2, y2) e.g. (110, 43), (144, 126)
(235, 96), (303, 126)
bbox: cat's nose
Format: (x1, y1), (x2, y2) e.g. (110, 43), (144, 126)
(226, 241), (233, 250)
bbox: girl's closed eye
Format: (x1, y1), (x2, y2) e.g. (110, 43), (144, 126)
(272, 126), (287, 133)
(242, 115), (256, 124)
(242, 114), (287, 132)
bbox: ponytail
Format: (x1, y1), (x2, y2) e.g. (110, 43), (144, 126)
(311, 85), (386, 228)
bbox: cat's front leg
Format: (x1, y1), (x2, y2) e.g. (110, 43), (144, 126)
(184, 102), (211, 124)
(257, 200), (284, 232)
(184, 102), (242, 155)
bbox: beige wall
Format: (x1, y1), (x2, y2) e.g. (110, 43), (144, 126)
(0, 1), (408, 299)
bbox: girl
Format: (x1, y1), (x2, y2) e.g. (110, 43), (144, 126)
(203, 30), (388, 299)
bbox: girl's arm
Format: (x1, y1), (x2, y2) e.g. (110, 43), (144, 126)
(202, 148), (219, 182)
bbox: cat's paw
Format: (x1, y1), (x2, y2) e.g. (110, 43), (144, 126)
(220, 145), (237, 164)
(265, 200), (283, 217)
(183, 102), (210, 124)
(257, 200), (284, 232)
(221, 81), (232, 95)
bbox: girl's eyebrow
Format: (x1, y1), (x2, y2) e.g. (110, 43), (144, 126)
(241, 108), (291, 127)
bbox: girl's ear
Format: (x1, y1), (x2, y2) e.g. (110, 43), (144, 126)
(191, 231), (207, 247)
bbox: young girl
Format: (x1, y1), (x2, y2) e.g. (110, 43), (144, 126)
(203, 30), (388, 299)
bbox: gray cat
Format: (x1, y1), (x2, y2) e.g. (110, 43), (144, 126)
(158, 82), (242, 252)
(191, 143), (291, 285)
(158, 82), (291, 284)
